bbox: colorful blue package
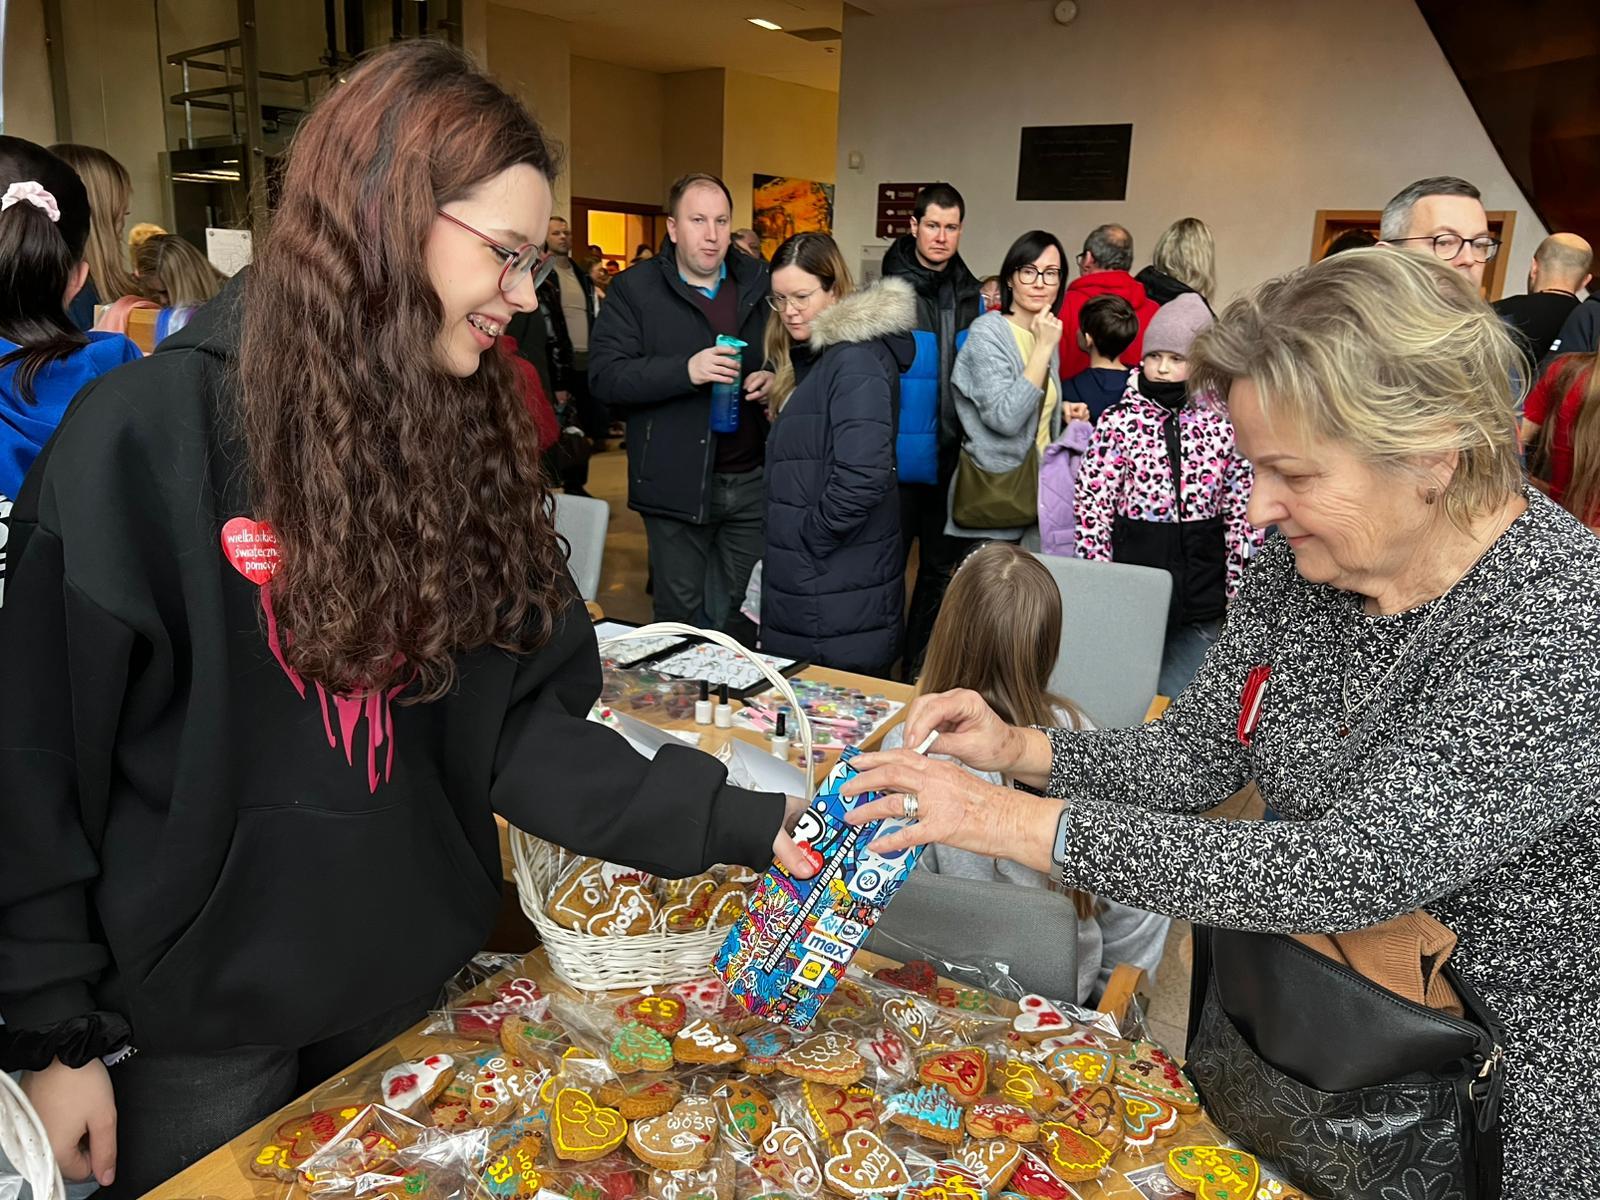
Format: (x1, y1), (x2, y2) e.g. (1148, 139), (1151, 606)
(714, 746), (925, 1029)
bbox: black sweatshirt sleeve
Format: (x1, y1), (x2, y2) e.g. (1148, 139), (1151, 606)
(490, 596), (786, 877)
(0, 460), (125, 1050)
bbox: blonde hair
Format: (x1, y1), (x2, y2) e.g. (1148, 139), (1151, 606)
(917, 542), (1094, 917)
(48, 143), (138, 301)
(763, 232), (854, 412)
(1151, 217), (1215, 301)
(133, 234), (226, 308)
(127, 222), (167, 252)
(1190, 248), (1524, 528)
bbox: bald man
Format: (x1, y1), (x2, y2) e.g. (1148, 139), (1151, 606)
(1493, 232), (1593, 363)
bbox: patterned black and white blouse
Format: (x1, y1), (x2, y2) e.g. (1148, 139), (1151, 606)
(1048, 489), (1600, 1197)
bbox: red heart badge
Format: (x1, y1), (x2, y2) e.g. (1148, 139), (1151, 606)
(221, 516), (281, 585)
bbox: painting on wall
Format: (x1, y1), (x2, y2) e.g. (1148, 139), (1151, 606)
(752, 175), (835, 260)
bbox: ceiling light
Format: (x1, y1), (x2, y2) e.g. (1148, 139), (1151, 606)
(748, 18), (782, 30)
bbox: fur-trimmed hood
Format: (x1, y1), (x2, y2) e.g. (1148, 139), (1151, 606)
(807, 276), (918, 351)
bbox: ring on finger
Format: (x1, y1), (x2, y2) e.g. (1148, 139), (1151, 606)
(901, 792), (920, 822)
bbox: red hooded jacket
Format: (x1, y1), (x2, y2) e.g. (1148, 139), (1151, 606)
(1057, 270), (1161, 380)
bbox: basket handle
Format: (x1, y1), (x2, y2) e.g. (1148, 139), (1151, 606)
(596, 622), (816, 796)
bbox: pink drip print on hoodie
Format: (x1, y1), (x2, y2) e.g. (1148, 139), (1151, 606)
(260, 582), (403, 793)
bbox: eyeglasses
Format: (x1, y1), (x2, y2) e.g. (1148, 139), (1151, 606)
(1014, 266), (1062, 285)
(436, 209), (555, 294)
(1387, 233), (1501, 263)
(768, 289), (823, 313)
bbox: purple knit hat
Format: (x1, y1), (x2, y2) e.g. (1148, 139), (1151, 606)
(1142, 292), (1213, 358)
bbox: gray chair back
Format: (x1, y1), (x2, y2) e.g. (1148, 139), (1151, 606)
(1030, 554), (1171, 727)
(552, 493), (609, 601)
(866, 869), (1080, 1004)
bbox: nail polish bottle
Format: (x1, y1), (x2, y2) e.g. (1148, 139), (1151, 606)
(770, 711), (790, 759)
(714, 682), (733, 728)
(694, 679), (713, 725)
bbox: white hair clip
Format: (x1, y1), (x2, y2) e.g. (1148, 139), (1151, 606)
(1, 181), (61, 222)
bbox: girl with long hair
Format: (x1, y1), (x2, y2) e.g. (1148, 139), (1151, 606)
(1, 41), (805, 1196)
(0, 137), (141, 518)
(759, 232), (915, 673)
(46, 143), (138, 326)
(881, 542), (1169, 1002)
(1523, 346), (1600, 530)
(132, 233), (227, 309)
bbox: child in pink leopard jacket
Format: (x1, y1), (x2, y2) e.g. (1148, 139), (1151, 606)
(1073, 293), (1264, 697)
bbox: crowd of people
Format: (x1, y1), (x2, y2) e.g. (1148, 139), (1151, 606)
(0, 34), (1594, 1200)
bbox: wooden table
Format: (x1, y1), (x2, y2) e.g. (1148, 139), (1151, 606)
(140, 948), (1205, 1200)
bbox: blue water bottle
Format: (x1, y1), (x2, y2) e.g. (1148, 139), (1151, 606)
(709, 334), (747, 434)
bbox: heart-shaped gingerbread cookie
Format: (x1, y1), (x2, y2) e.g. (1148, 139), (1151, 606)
(997, 1058), (1066, 1114)
(873, 959), (938, 997)
(673, 1018), (746, 1066)
(615, 994), (687, 1037)
(713, 1078), (775, 1145)
(884, 1084), (965, 1144)
(551, 1087), (627, 1162)
(609, 1020), (674, 1074)
(584, 880), (656, 936)
(470, 1053), (541, 1124)
(856, 1028), (913, 1080)
(801, 1081), (879, 1154)
(898, 1161), (990, 1200)
(1116, 1040), (1201, 1112)
(1013, 993), (1073, 1039)
(918, 1046), (988, 1104)
(1038, 1121), (1114, 1182)
(1057, 1082), (1124, 1154)
(740, 1026), (791, 1075)
(964, 1099), (1040, 1143)
(626, 1095), (720, 1170)
(777, 1031), (866, 1085)
(1008, 1149), (1079, 1200)
(823, 1129), (908, 1198)
(598, 1077), (682, 1120)
(1044, 1045), (1116, 1088)
(1117, 1086), (1179, 1147)
(751, 1124), (823, 1199)
(381, 1054), (456, 1113)
(479, 1124), (546, 1200)
(957, 1137), (1024, 1191)
(1165, 1145), (1261, 1200)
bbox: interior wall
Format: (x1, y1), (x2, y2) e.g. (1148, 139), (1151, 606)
(721, 68), (837, 230)
(485, 3), (571, 217)
(3, 0), (57, 143)
(569, 56), (663, 209)
(661, 68), (725, 207)
(833, 0), (1547, 302)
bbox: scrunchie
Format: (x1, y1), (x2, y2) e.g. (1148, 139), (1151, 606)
(0, 1010), (132, 1071)
(1, 180), (61, 223)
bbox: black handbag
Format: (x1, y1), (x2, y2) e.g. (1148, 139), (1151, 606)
(1185, 927), (1506, 1200)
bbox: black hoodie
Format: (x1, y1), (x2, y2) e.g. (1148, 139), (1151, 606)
(0, 283), (783, 1063)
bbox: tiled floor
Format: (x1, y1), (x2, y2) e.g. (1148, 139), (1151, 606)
(579, 449), (1196, 1053)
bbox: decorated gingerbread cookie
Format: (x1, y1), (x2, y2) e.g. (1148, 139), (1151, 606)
(778, 1031), (867, 1085)
(550, 1087), (628, 1162)
(996, 1058), (1066, 1115)
(965, 1099), (1041, 1143)
(1037, 1120), (1114, 1182)
(1056, 1082), (1124, 1154)
(707, 881), (747, 926)
(854, 1027), (913, 1082)
(584, 880), (657, 936)
(751, 1124), (824, 1199)
(500, 1013), (561, 1064)
(883, 1084), (966, 1144)
(1116, 1040), (1201, 1112)
(957, 1137), (1024, 1191)
(919, 1046), (988, 1105)
(670, 977), (730, 1019)
(470, 1053), (542, 1124)
(872, 959), (938, 997)
(822, 1129), (909, 1198)
(615, 994), (688, 1037)
(479, 1123), (547, 1200)
(802, 1081), (880, 1154)
(609, 1020), (675, 1075)
(1117, 1086), (1179, 1148)
(1013, 994), (1073, 1041)
(898, 1161), (990, 1200)
(548, 857), (636, 929)
(740, 1026), (792, 1076)
(648, 1158), (734, 1200)
(247, 1105), (366, 1181)
(1165, 1145), (1261, 1200)
(626, 1095), (720, 1171)
(713, 1078), (775, 1145)
(673, 1018), (746, 1066)
(1043, 1045), (1116, 1089)
(1007, 1149), (1079, 1200)
(381, 1053), (456, 1113)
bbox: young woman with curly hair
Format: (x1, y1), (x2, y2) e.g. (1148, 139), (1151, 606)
(0, 40), (807, 1196)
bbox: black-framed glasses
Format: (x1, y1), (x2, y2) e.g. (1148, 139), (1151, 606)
(1015, 266), (1062, 285)
(436, 209), (555, 294)
(1387, 233), (1501, 263)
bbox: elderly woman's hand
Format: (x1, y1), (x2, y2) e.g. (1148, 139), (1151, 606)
(899, 689), (1055, 785)
(837, 750), (1061, 872)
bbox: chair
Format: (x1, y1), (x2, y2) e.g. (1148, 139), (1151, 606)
(865, 870), (1081, 1002)
(1030, 554), (1171, 728)
(552, 493), (609, 602)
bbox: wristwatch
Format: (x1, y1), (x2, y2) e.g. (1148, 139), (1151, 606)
(1050, 803), (1072, 868)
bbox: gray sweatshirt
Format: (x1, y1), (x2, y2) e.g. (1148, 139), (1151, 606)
(885, 708), (1170, 1004)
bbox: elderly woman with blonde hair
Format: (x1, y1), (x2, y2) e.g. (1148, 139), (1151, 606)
(840, 248), (1598, 1199)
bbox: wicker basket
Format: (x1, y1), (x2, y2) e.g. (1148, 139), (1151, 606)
(0, 1071), (66, 1200)
(510, 623), (815, 992)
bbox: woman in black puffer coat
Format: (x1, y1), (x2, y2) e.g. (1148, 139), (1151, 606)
(759, 233), (917, 674)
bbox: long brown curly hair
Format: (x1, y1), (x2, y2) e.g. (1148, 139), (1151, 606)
(238, 39), (568, 701)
